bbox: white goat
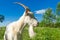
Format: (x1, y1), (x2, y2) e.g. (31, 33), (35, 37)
(4, 2), (38, 40)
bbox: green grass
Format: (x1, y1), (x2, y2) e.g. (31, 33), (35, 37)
(0, 27), (5, 40)
(0, 27), (60, 40)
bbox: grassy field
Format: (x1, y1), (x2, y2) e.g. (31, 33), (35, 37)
(0, 27), (60, 40)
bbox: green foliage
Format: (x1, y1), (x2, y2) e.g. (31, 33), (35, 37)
(0, 27), (60, 40)
(0, 2), (60, 40)
(33, 27), (60, 40)
(43, 8), (53, 23)
(41, 8), (56, 27)
(0, 15), (4, 22)
(54, 23), (60, 27)
(56, 2), (60, 23)
(40, 2), (60, 27)
(0, 27), (5, 40)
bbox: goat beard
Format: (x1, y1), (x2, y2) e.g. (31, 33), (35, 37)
(28, 25), (36, 38)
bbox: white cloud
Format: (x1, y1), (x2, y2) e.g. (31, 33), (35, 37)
(34, 9), (46, 14)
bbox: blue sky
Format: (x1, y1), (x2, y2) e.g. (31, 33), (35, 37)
(0, 0), (60, 26)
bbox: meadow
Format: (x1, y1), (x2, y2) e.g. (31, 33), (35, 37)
(0, 26), (60, 40)
(0, 2), (60, 40)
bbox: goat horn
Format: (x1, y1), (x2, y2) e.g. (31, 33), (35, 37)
(14, 2), (30, 10)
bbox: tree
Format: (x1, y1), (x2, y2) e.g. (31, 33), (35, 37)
(56, 2), (60, 23)
(0, 15), (4, 22)
(42, 8), (56, 27)
(55, 2), (60, 27)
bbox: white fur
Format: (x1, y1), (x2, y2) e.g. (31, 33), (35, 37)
(4, 12), (38, 40)
(29, 25), (36, 38)
(4, 2), (38, 40)
(4, 12), (26, 40)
